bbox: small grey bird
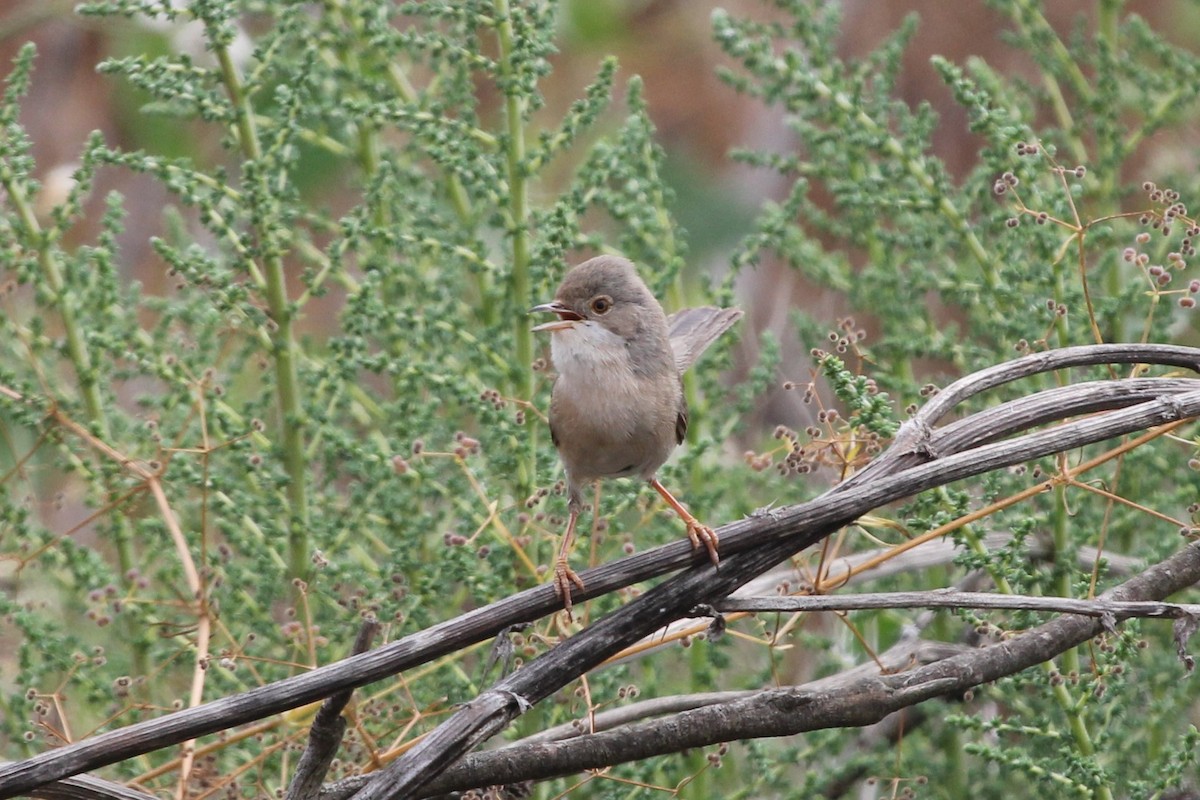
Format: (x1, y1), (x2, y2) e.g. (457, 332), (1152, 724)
(531, 255), (743, 612)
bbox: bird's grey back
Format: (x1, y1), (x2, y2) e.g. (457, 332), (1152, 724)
(667, 306), (743, 373)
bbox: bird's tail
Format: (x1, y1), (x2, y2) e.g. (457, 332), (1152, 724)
(667, 306), (743, 372)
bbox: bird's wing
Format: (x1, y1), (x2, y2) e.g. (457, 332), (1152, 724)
(667, 306), (743, 373)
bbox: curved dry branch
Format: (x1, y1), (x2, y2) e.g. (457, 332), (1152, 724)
(843, 343), (1200, 487)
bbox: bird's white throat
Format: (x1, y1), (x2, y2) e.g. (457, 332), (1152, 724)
(549, 322), (634, 385)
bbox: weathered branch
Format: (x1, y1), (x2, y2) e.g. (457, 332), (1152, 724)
(843, 344), (1200, 489)
(340, 542), (1200, 798)
(1, 344), (1198, 798)
(0, 764), (153, 800)
(716, 590), (1200, 620)
(318, 638), (971, 799)
(349, 362), (1200, 797)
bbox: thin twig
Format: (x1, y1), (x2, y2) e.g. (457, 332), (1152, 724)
(716, 590), (1200, 620)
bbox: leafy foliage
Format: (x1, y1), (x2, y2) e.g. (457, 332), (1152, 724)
(1, 1), (1199, 798)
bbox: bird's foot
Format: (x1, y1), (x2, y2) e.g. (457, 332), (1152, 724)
(686, 520), (720, 567)
(649, 478), (721, 568)
(553, 559), (586, 616)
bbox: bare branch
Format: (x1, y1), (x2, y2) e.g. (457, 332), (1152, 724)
(317, 639), (970, 799)
(350, 385), (1200, 797)
(531, 638), (968, 744)
(716, 590), (1200, 620)
(723, 535), (1140, 606)
(845, 346), (1200, 489)
(351, 542), (1200, 798)
(0, 766), (154, 800)
(2, 344), (1198, 799)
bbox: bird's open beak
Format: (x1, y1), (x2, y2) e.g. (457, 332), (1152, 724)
(530, 301), (583, 332)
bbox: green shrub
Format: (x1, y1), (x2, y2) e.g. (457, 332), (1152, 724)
(1, 1), (1198, 797)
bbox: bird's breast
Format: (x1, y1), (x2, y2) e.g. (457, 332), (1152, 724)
(548, 324), (681, 482)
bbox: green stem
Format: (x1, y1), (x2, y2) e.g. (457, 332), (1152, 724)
(215, 42), (310, 582)
(493, 0), (536, 495)
(1096, 0), (1122, 203)
(1010, 0), (1094, 108)
(494, 0), (532, 394)
(1052, 244), (1071, 346)
(376, 16), (496, 324)
(0, 172), (105, 435)
(1098, 0), (1121, 51)
(1051, 486), (1078, 673)
(1121, 85), (1185, 163)
(945, 727), (968, 796)
(1040, 73), (1088, 166)
(2, 155), (146, 673)
(321, 0), (496, 328)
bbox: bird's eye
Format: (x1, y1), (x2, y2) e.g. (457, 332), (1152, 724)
(590, 296), (612, 315)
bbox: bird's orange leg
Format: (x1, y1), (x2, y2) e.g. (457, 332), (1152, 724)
(649, 478), (719, 567)
(554, 508), (587, 615)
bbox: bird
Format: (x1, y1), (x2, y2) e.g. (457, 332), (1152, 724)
(531, 255), (743, 613)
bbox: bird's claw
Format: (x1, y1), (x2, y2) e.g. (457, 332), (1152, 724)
(687, 521), (720, 567)
(553, 559), (586, 616)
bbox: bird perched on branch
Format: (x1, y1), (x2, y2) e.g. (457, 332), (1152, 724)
(532, 255), (743, 613)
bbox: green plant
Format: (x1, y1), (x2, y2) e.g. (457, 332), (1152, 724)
(1, 1), (1199, 798)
